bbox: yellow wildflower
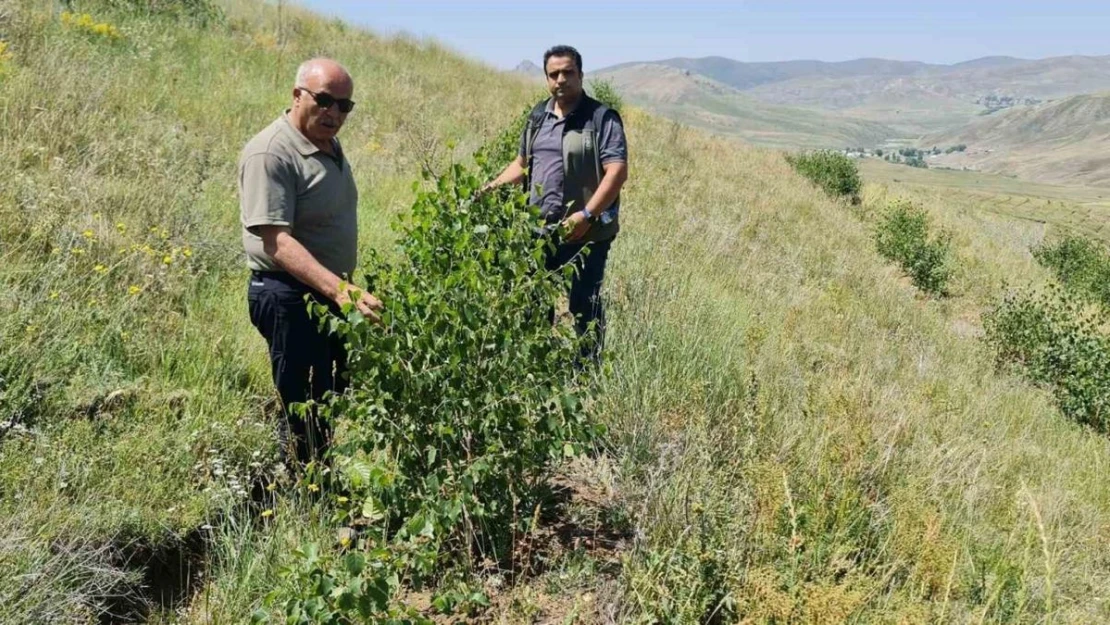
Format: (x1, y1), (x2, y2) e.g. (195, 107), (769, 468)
(116, 222), (126, 233)
(71, 247), (86, 256)
(0, 41), (13, 69)
(182, 247), (193, 258)
(25, 325), (37, 334)
(162, 255), (173, 265)
(265, 482), (277, 492)
(128, 285), (141, 296)
(339, 535), (351, 548)
(88, 298), (98, 307)
(260, 509), (274, 518)
(61, 12), (121, 40)
(307, 483), (320, 493)
(82, 229), (94, 239)
(93, 264), (107, 274)
(120, 331), (130, 341)
(49, 291), (59, 300)
(337, 496), (349, 504)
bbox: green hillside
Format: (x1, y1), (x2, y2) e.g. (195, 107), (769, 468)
(3, 1), (1110, 623)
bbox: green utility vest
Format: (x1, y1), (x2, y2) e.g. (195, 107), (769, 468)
(523, 95), (621, 243)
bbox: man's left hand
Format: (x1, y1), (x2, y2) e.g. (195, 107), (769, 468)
(561, 210), (592, 242)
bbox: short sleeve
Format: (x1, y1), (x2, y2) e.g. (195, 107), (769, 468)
(598, 110), (628, 165)
(239, 153), (297, 232)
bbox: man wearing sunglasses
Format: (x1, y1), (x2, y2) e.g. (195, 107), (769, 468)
(239, 57), (380, 467)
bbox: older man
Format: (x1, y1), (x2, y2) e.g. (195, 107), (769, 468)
(485, 45), (628, 363)
(239, 58), (380, 465)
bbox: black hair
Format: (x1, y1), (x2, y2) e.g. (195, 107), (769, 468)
(543, 45), (583, 74)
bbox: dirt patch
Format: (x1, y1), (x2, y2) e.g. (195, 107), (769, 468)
(404, 455), (631, 623)
(97, 528), (209, 623)
(481, 455), (631, 623)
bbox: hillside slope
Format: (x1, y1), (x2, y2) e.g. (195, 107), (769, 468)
(593, 63), (898, 148)
(599, 54), (1110, 138)
(2, 1), (1110, 623)
(925, 92), (1110, 187)
(745, 55), (1110, 134)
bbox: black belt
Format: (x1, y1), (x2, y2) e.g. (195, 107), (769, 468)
(251, 270), (303, 285)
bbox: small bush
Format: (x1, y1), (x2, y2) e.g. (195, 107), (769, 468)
(874, 200), (953, 296)
(264, 113), (599, 619)
(785, 150), (861, 200)
(1032, 234), (1110, 307)
(983, 288), (1110, 432)
(588, 79), (623, 112)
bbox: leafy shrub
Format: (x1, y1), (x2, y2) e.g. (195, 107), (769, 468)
(261, 543), (428, 624)
(785, 150), (861, 200)
(1032, 234), (1110, 307)
(588, 79), (623, 111)
(874, 200), (952, 296)
(983, 288), (1110, 433)
(264, 115), (599, 619)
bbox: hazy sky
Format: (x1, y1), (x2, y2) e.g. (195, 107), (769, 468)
(294, 1), (1109, 71)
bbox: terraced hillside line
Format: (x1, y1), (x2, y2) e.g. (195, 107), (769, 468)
(860, 159), (1110, 245)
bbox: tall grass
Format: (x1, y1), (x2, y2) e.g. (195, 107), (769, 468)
(1, 0), (1109, 623)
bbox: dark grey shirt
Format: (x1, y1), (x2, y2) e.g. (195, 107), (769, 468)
(519, 98), (627, 221)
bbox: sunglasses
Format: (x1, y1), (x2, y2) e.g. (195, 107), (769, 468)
(298, 87), (355, 113)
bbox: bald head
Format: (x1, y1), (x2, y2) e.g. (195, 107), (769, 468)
(295, 58), (352, 91)
(289, 58), (354, 149)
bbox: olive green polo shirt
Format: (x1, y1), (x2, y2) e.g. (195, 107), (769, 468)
(238, 113), (359, 277)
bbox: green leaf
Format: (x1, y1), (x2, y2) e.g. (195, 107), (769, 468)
(362, 499), (384, 522)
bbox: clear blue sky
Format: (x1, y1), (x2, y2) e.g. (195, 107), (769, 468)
(294, 1), (1109, 71)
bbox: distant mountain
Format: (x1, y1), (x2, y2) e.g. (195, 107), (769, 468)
(600, 57), (936, 91)
(598, 54), (1110, 136)
(592, 63), (897, 149)
(924, 92), (1110, 187)
(512, 59), (543, 81)
(948, 56), (1028, 70)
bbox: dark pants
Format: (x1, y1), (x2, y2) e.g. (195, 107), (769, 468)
(247, 271), (346, 465)
(545, 237), (613, 363)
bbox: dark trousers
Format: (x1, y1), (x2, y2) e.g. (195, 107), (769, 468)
(545, 237), (613, 363)
(247, 272), (347, 465)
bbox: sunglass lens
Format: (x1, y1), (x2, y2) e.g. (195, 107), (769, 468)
(337, 100), (355, 113)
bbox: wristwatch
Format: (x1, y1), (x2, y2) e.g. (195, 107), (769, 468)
(579, 208), (595, 222)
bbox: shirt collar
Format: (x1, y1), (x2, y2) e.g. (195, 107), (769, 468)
(280, 111), (324, 157)
(544, 95), (584, 119)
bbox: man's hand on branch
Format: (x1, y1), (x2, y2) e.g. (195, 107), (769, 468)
(335, 285), (383, 324)
(561, 209), (592, 242)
